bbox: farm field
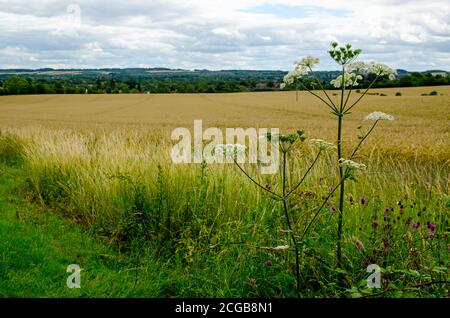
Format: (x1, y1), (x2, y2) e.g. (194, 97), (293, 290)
(0, 86), (449, 297)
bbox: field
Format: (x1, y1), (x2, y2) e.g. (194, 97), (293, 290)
(0, 86), (449, 297)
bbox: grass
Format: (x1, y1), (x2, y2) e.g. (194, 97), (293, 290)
(0, 86), (449, 297)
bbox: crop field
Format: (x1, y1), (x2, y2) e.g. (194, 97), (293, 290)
(0, 86), (449, 297)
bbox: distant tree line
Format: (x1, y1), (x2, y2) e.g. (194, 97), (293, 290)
(0, 71), (448, 95)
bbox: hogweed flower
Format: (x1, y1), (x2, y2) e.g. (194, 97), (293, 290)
(295, 56), (320, 69)
(330, 72), (363, 88)
(365, 111), (395, 121)
(368, 62), (396, 79)
(338, 158), (367, 170)
(311, 139), (336, 151)
(214, 143), (246, 158)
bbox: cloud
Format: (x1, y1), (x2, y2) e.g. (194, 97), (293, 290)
(0, 0), (448, 70)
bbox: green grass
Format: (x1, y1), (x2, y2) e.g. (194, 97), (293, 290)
(0, 133), (448, 297)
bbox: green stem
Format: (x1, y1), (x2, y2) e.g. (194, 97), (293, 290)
(281, 151), (300, 297)
(337, 65), (346, 266)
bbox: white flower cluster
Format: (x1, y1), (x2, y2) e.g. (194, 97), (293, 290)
(364, 111), (395, 121)
(338, 158), (367, 170)
(294, 56), (320, 72)
(330, 72), (363, 88)
(281, 56), (320, 88)
(368, 62), (396, 80)
(214, 144), (246, 157)
(282, 70), (303, 86)
(310, 139), (336, 151)
(345, 61), (370, 74)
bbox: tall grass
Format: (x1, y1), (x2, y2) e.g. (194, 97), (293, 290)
(0, 126), (447, 297)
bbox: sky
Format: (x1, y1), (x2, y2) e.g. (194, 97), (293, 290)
(0, 0), (449, 71)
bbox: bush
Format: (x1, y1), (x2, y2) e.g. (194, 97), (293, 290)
(395, 92), (402, 96)
(429, 91), (438, 96)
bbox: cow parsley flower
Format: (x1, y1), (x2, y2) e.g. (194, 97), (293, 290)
(338, 158), (367, 170)
(310, 139), (336, 151)
(330, 72), (363, 88)
(364, 111), (395, 121)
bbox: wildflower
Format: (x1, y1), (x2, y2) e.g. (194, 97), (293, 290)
(294, 56), (320, 70)
(345, 61), (369, 73)
(372, 219), (379, 230)
(264, 259), (272, 267)
(283, 69), (303, 85)
(311, 139), (336, 151)
(338, 158), (367, 170)
(214, 143), (246, 158)
(383, 240), (389, 251)
(330, 205), (337, 212)
(330, 72), (363, 88)
(367, 62), (396, 78)
(427, 222), (436, 232)
(399, 208), (405, 215)
(329, 185), (334, 193)
(364, 111), (395, 121)
(384, 207), (390, 216)
(359, 196), (367, 205)
(264, 183), (271, 191)
(355, 239), (364, 252)
(405, 218), (412, 227)
(412, 222), (420, 230)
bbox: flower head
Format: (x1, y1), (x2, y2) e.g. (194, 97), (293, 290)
(368, 62), (396, 78)
(295, 56), (320, 70)
(330, 72), (363, 88)
(338, 158), (367, 170)
(345, 61), (370, 74)
(364, 111), (395, 121)
(214, 143), (246, 158)
(264, 259), (272, 267)
(330, 205), (337, 212)
(359, 196), (367, 205)
(310, 139), (336, 151)
(372, 219), (379, 230)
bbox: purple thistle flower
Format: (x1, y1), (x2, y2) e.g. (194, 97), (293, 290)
(427, 222), (436, 232)
(399, 208), (405, 215)
(412, 222), (420, 230)
(330, 205), (337, 212)
(372, 219), (379, 230)
(359, 196), (367, 205)
(329, 185), (334, 193)
(264, 183), (271, 191)
(264, 259), (272, 267)
(384, 207), (390, 216)
(383, 240), (390, 251)
(405, 218), (412, 227)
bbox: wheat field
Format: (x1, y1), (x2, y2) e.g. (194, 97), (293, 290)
(0, 86), (449, 297)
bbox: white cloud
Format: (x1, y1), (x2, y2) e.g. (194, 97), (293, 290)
(0, 0), (448, 70)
